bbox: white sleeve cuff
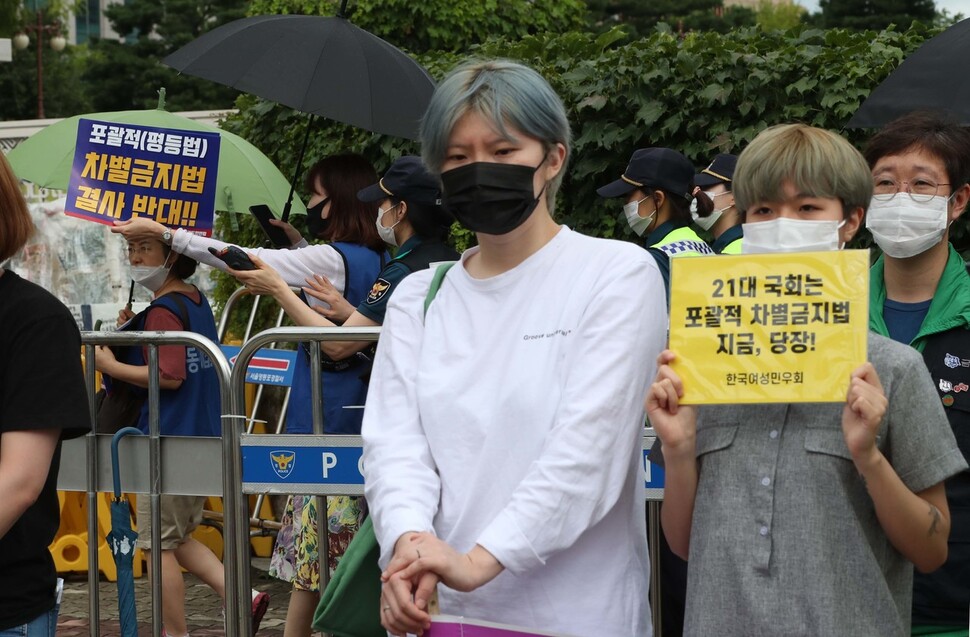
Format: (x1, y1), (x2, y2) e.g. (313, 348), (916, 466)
(477, 509), (544, 575)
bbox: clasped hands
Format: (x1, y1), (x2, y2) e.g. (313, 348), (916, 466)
(380, 532), (503, 636)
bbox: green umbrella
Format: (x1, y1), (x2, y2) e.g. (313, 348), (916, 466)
(7, 91), (306, 220)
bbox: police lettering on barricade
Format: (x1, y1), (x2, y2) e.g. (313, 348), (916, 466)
(668, 250), (869, 403)
(65, 118), (220, 236)
(240, 435), (365, 496)
(239, 434), (665, 499)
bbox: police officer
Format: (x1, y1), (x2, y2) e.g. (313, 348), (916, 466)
(692, 153), (742, 254)
(240, 155), (461, 366)
(598, 148), (713, 294)
(345, 155), (460, 334)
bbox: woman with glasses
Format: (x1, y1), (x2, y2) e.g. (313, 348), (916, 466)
(113, 154), (388, 637)
(93, 233), (240, 637)
(113, 153), (387, 436)
(864, 111), (970, 636)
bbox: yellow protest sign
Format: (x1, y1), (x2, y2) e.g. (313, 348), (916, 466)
(668, 250), (869, 404)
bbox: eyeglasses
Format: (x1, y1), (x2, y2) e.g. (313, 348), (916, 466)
(126, 243), (157, 257)
(872, 177), (951, 203)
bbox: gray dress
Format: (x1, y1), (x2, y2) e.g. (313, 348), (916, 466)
(686, 332), (968, 637)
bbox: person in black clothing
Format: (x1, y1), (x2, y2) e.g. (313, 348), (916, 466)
(0, 151), (89, 635)
(232, 155), (459, 360)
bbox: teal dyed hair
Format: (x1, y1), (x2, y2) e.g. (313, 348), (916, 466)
(420, 59), (571, 208)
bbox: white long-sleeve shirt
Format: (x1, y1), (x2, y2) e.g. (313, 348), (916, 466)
(362, 227), (666, 636)
(171, 231), (347, 306)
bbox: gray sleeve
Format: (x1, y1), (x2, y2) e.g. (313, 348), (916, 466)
(883, 346), (968, 493)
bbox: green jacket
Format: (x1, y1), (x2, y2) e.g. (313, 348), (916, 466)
(869, 244), (970, 352)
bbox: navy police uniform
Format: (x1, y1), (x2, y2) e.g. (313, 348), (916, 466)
(358, 235), (459, 324)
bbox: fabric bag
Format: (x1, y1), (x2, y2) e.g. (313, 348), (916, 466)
(95, 380), (145, 434)
(95, 293), (192, 434)
(312, 515), (384, 637)
(312, 262), (456, 636)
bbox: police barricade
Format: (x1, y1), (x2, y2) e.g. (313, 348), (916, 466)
(228, 326), (667, 637)
(216, 287), (301, 542)
(59, 331), (239, 637)
(227, 326), (380, 637)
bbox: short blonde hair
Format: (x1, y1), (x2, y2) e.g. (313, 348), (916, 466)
(0, 153), (33, 262)
(734, 124), (872, 219)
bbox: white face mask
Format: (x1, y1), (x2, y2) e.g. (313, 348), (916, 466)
(741, 217), (846, 254)
(623, 196), (655, 237)
(130, 263), (171, 293)
(866, 194), (950, 259)
(375, 203), (401, 247)
(690, 190), (733, 231)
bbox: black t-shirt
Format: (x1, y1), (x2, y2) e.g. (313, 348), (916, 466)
(0, 270), (89, 629)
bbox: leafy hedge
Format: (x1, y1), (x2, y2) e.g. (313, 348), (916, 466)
(214, 23), (938, 331)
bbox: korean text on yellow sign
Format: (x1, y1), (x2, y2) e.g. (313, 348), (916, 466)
(668, 250), (869, 404)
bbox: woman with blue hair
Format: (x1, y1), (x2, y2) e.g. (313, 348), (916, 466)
(361, 60), (666, 636)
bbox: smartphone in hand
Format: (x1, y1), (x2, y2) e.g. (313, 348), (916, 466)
(208, 245), (258, 271)
(249, 204), (292, 248)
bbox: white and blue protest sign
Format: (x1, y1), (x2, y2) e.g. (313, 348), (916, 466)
(220, 345), (297, 387)
(65, 118), (220, 236)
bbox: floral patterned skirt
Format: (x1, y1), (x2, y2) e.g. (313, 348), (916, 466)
(268, 494), (366, 592)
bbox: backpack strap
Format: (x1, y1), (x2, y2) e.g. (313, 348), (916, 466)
(153, 291), (192, 331)
(423, 261), (456, 318)
(329, 243), (351, 291)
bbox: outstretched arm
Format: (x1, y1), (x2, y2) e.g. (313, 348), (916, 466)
(111, 218), (347, 292)
(230, 256), (379, 360)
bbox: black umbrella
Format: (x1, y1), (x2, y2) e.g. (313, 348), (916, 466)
(163, 5), (436, 220)
(847, 18), (970, 128)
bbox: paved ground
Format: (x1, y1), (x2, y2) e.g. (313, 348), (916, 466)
(57, 559), (303, 636)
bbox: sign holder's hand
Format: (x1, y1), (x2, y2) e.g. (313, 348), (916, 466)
(647, 349), (697, 459)
(842, 362), (888, 471)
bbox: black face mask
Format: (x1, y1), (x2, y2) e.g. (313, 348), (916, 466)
(440, 161), (546, 235)
(306, 197), (330, 238)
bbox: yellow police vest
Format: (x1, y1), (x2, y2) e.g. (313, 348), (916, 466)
(650, 226), (714, 257)
(719, 237), (743, 255)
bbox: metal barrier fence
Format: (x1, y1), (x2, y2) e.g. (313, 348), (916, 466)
(227, 325), (381, 637)
(227, 326), (667, 637)
(65, 325), (667, 637)
(66, 331), (237, 637)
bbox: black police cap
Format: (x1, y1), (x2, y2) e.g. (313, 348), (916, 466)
(358, 156), (441, 206)
(597, 147), (694, 200)
(694, 153), (738, 189)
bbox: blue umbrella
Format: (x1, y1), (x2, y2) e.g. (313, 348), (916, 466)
(107, 427), (143, 637)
